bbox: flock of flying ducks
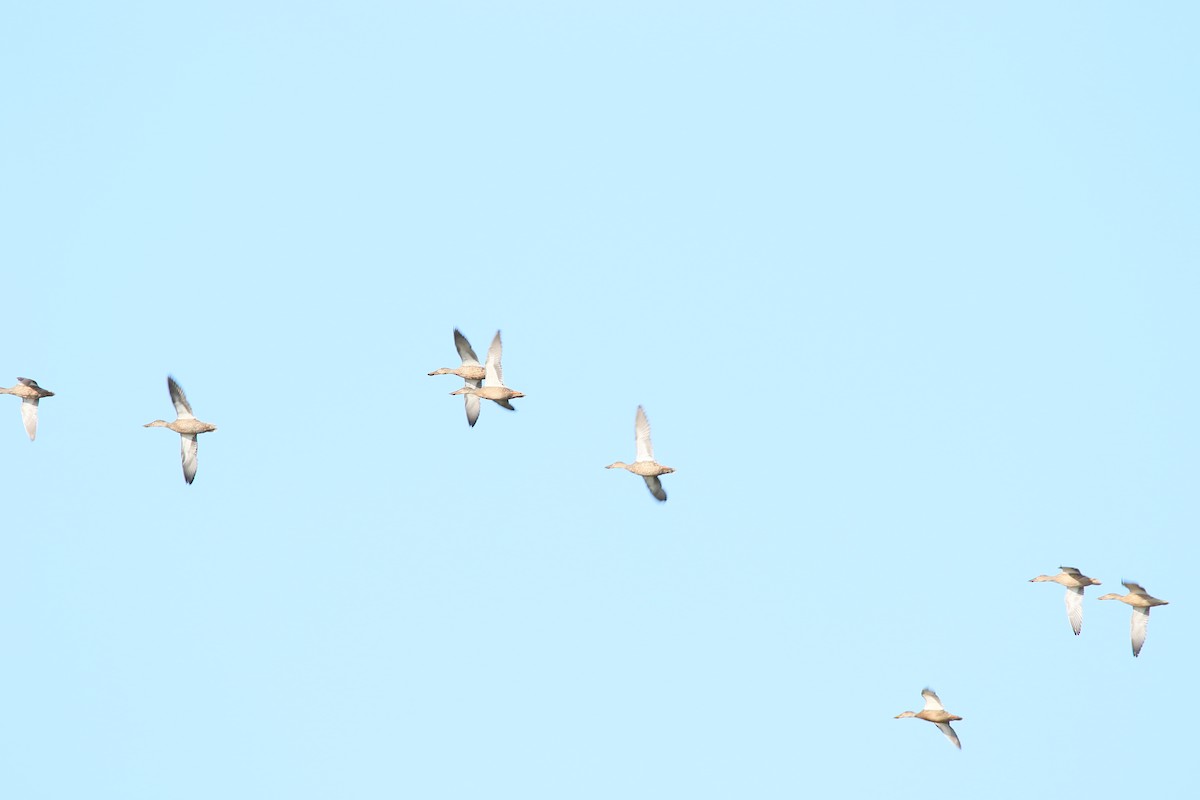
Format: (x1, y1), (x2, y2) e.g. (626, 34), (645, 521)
(427, 329), (676, 501)
(897, 568), (1172, 751)
(2, 340), (1173, 753)
(2, 329), (677, 500)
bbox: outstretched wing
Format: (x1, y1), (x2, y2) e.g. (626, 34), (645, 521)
(921, 689), (945, 711)
(1122, 581), (1150, 597)
(485, 331), (504, 387)
(643, 475), (667, 502)
(463, 379), (481, 427)
(1131, 607), (1150, 657)
(454, 329), (481, 366)
(635, 405), (654, 462)
(935, 722), (962, 750)
(180, 433), (199, 484)
(168, 376), (194, 419)
(20, 397), (39, 441)
(1065, 586), (1084, 635)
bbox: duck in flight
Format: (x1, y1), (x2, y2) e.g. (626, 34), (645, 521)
(144, 376), (218, 484)
(605, 405), (675, 502)
(428, 329), (488, 427)
(1097, 581), (1169, 657)
(1029, 566), (1102, 635)
(0, 377), (55, 441)
(894, 688), (963, 750)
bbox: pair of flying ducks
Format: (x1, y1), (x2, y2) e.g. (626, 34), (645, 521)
(1030, 567), (1170, 657)
(3, 375), (216, 485)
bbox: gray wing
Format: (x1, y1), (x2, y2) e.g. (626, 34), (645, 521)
(454, 329), (481, 366)
(20, 397), (39, 441)
(1131, 607), (1150, 657)
(1065, 586), (1084, 635)
(935, 722), (962, 750)
(921, 689), (945, 711)
(168, 376), (194, 419)
(464, 380), (481, 427)
(1123, 581), (1150, 597)
(492, 397), (516, 411)
(643, 475), (667, 502)
(180, 433), (199, 484)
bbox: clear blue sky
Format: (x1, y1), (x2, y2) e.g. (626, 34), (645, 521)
(2, 2), (1196, 797)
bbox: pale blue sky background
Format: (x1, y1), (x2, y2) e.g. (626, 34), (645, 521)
(1, 2), (1196, 797)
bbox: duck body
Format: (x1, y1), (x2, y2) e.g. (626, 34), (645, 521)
(1098, 583), (1169, 609)
(0, 378), (55, 401)
(909, 709), (963, 725)
(456, 384), (525, 406)
(1, 377), (55, 440)
(147, 417), (218, 436)
(1029, 567), (1101, 590)
(429, 365), (486, 382)
(607, 459), (674, 479)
